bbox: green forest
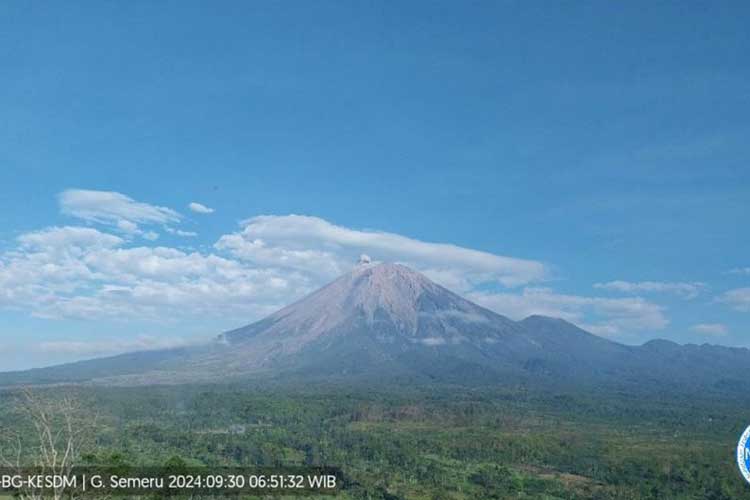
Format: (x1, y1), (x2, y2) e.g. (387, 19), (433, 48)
(1, 383), (748, 499)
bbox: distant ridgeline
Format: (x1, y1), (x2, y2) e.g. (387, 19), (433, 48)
(2, 263), (749, 398)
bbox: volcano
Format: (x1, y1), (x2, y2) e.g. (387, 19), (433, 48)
(215, 261), (534, 378)
(2, 262), (749, 392)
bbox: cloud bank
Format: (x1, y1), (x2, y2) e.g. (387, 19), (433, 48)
(0, 192), (706, 343)
(467, 287), (668, 337)
(216, 215), (547, 288)
(0, 226), (308, 321)
(59, 189), (182, 240)
(0, 213), (553, 323)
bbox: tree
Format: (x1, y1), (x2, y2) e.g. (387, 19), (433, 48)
(0, 388), (97, 500)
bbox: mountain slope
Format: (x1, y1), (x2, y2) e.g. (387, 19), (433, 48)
(216, 263), (534, 377)
(1, 262), (749, 392)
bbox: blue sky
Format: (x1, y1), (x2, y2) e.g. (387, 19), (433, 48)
(1, 1), (748, 370)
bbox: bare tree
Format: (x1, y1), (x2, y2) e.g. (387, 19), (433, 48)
(0, 387), (98, 500)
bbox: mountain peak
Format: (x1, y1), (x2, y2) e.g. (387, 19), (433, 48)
(348, 261), (433, 289)
(321, 262), (440, 331)
(222, 262), (510, 347)
(221, 262), (434, 343)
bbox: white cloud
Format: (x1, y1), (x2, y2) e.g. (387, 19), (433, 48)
(690, 323), (728, 336)
(593, 280), (706, 299)
(165, 227), (198, 237)
(0, 226), (313, 321)
(18, 226), (124, 250)
(116, 219), (140, 234)
(215, 215), (548, 288)
(467, 287), (668, 337)
(60, 189), (180, 225)
(59, 189), (182, 240)
(0, 227), (120, 311)
(0, 213), (673, 345)
(189, 202), (214, 214)
(729, 267), (750, 276)
(718, 288), (750, 312)
(0, 215), (548, 324)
